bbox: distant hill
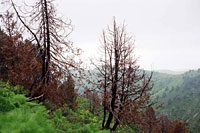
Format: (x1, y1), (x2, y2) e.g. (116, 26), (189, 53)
(155, 69), (187, 75)
(152, 69), (200, 133)
(75, 68), (200, 132)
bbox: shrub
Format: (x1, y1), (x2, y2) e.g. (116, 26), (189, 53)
(0, 81), (55, 132)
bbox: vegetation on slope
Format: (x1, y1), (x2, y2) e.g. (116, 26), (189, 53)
(0, 2), (190, 132)
(152, 70), (200, 133)
(0, 81), (137, 133)
(0, 81), (55, 133)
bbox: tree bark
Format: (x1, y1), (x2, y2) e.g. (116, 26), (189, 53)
(43, 0), (50, 84)
(105, 112), (113, 129)
(112, 120), (119, 131)
(102, 32), (107, 128)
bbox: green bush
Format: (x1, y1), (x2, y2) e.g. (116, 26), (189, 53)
(0, 81), (27, 112)
(0, 104), (55, 133)
(0, 87), (15, 112)
(0, 81), (55, 133)
(0, 96), (15, 112)
(0, 81), (137, 133)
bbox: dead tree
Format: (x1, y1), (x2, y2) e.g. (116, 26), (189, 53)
(94, 18), (153, 131)
(4, 0), (82, 103)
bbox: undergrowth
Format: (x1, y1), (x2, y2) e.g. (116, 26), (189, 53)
(0, 81), (136, 133)
(0, 81), (55, 133)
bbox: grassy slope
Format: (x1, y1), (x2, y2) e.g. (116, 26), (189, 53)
(0, 81), (136, 133)
(0, 81), (55, 133)
(152, 70), (200, 133)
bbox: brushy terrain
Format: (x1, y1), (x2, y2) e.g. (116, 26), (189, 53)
(152, 70), (200, 133)
(0, 81), (136, 133)
(0, 81), (55, 133)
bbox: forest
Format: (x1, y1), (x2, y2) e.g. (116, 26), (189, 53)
(0, 0), (197, 133)
(152, 70), (200, 133)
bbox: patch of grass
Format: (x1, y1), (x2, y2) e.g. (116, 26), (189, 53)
(0, 81), (55, 133)
(0, 81), (137, 133)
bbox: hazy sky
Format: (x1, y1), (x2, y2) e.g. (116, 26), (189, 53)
(3, 0), (200, 70)
(56, 0), (200, 71)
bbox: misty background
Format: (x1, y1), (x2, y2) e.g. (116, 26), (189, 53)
(56, 0), (200, 71)
(4, 0), (200, 71)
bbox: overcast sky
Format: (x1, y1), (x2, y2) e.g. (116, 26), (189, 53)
(54, 0), (200, 71)
(3, 0), (200, 70)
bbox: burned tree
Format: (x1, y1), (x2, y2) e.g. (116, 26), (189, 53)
(1, 0), (82, 105)
(94, 18), (153, 131)
(0, 11), (41, 88)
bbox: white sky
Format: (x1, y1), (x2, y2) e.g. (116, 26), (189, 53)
(2, 0), (200, 71)
(55, 0), (200, 71)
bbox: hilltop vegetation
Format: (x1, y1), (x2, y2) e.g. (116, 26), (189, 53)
(152, 69), (200, 133)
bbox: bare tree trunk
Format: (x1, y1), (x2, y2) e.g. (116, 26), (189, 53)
(43, 0), (50, 85)
(105, 20), (120, 129)
(112, 120), (119, 131)
(105, 113), (113, 129)
(102, 104), (107, 128)
(8, 0), (80, 106)
(102, 32), (107, 128)
(96, 18), (153, 131)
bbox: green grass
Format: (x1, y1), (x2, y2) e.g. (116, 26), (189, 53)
(51, 97), (110, 133)
(0, 81), (136, 133)
(0, 81), (55, 133)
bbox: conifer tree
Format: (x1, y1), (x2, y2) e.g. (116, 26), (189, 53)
(1, 0), (82, 106)
(94, 18), (153, 131)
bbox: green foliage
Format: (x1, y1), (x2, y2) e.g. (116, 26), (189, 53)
(152, 70), (200, 133)
(51, 97), (104, 132)
(0, 81), (137, 133)
(51, 96), (132, 133)
(0, 81), (55, 133)
(0, 104), (55, 133)
(61, 75), (78, 110)
(0, 81), (24, 112)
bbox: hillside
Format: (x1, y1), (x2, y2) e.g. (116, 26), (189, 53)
(0, 81), (137, 133)
(152, 69), (200, 133)
(156, 69), (186, 75)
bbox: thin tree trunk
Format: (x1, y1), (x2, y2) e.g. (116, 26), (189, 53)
(105, 112), (113, 129)
(102, 107), (106, 128)
(102, 32), (107, 128)
(105, 19), (119, 129)
(112, 120), (119, 131)
(43, 0), (50, 84)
